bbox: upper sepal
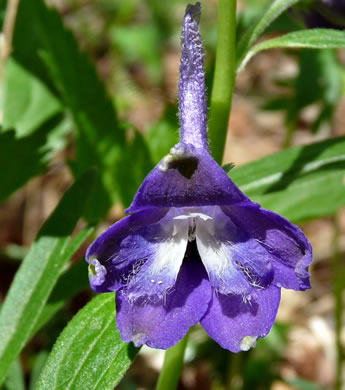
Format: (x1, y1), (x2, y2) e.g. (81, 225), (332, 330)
(127, 143), (250, 213)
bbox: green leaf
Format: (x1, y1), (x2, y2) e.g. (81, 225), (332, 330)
(237, 0), (302, 67)
(286, 377), (329, 390)
(110, 24), (162, 83)
(0, 171), (96, 386)
(239, 29), (345, 72)
(0, 115), (63, 203)
(36, 294), (139, 390)
(33, 257), (92, 335)
(291, 50), (343, 133)
(4, 360), (25, 390)
(231, 136), (345, 222)
(257, 28), (345, 49)
(11, 0), (137, 215)
(29, 351), (50, 390)
(117, 128), (154, 204)
(263, 49), (344, 136)
(222, 162), (236, 174)
(12, 0), (122, 147)
(2, 58), (62, 137)
(145, 105), (179, 162)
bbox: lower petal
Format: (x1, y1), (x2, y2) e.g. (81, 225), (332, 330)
(116, 260), (212, 349)
(195, 207), (273, 295)
(224, 204), (312, 291)
(123, 219), (189, 302)
(200, 286), (281, 353)
(196, 224), (250, 295)
(86, 207), (168, 293)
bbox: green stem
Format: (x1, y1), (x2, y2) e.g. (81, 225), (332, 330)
(155, 335), (189, 390)
(208, 0), (237, 164)
(283, 121), (296, 149)
(226, 352), (243, 390)
(332, 214), (344, 390)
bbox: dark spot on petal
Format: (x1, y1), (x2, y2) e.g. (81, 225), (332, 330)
(168, 157), (198, 179)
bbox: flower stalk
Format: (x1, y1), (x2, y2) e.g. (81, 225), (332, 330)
(208, 0), (237, 164)
(332, 214), (344, 390)
(156, 334), (189, 390)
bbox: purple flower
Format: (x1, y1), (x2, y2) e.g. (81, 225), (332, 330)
(86, 3), (313, 352)
(292, 0), (345, 30)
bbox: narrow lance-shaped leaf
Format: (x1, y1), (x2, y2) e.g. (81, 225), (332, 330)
(11, 0), (123, 148)
(0, 170), (96, 386)
(237, 0), (302, 67)
(29, 351), (49, 390)
(286, 377), (328, 390)
(0, 115), (65, 203)
(36, 294), (139, 390)
(238, 28), (345, 73)
(32, 255), (92, 336)
(11, 0), (142, 216)
(2, 58), (62, 137)
(4, 360), (25, 390)
(231, 135), (345, 222)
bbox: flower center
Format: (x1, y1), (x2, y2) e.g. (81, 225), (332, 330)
(173, 207), (215, 243)
(188, 218), (197, 241)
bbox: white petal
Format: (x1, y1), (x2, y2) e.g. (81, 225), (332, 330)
(195, 211), (250, 295)
(125, 214), (189, 302)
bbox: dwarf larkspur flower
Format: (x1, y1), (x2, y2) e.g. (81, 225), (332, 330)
(86, 2), (313, 352)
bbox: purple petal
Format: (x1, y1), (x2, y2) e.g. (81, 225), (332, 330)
(116, 259), (212, 349)
(127, 144), (249, 213)
(86, 207), (167, 292)
(196, 207), (274, 295)
(200, 285), (281, 353)
(223, 204), (312, 291)
(122, 213), (189, 302)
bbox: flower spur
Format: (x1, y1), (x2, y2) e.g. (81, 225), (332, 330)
(86, 2), (313, 352)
